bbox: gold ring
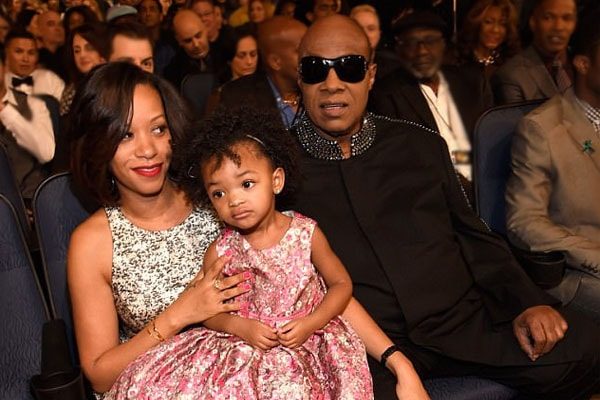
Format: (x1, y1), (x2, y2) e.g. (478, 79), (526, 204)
(213, 279), (222, 290)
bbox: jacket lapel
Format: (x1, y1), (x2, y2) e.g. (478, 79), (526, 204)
(562, 89), (600, 174)
(523, 46), (557, 98)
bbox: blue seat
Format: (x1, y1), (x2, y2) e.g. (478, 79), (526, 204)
(0, 143), (31, 238)
(472, 100), (546, 234)
(0, 194), (49, 400)
(32, 173), (90, 361)
(180, 72), (218, 116)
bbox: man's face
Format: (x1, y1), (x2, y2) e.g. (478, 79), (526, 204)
(274, 25), (307, 84)
(139, 0), (163, 29)
(192, 1), (216, 38)
(529, 0), (576, 56)
(174, 15), (209, 59)
(109, 35), (154, 73)
(312, 0), (337, 20)
(395, 27), (445, 80)
(37, 11), (65, 47)
(299, 21), (375, 138)
(6, 38), (38, 77)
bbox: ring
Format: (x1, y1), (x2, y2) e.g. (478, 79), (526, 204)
(213, 279), (222, 290)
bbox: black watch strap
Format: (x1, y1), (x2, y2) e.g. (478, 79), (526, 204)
(380, 344), (400, 367)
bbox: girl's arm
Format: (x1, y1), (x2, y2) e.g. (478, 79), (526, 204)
(278, 226), (353, 348)
(202, 243), (279, 350)
(68, 213), (248, 393)
(343, 298), (430, 400)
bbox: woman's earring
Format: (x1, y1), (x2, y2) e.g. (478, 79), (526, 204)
(274, 188), (281, 195)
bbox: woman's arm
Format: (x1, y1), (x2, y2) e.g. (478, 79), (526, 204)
(343, 298), (430, 400)
(68, 213), (248, 393)
(278, 226), (353, 348)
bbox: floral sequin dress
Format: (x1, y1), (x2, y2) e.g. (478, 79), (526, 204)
(105, 212), (373, 400)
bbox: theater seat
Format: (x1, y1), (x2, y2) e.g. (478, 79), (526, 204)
(424, 376), (517, 400)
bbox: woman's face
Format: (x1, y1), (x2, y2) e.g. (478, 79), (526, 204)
(353, 11), (381, 50)
(0, 16), (10, 43)
(249, 1), (266, 23)
(110, 84), (173, 201)
(73, 34), (105, 74)
(67, 11), (85, 31)
(478, 5), (507, 51)
(231, 35), (258, 80)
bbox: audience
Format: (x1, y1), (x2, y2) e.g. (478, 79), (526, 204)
(275, 0), (295, 17)
(63, 5), (100, 35)
(294, 0), (338, 25)
(457, 0), (520, 80)
(217, 16), (306, 129)
(107, 22), (154, 73)
(226, 28), (258, 80)
(137, 0), (176, 75)
(3, 29), (64, 101)
(0, 11), (11, 44)
(492, 0), (576, 104)
(506, 10), (600, 323)
(35, 9), (66, 80)
(288, 14), (600, 399)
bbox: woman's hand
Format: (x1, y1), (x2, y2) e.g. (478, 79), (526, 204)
(167, 256), (250, 329)
(277, 317), (318, 349)
(387, 353), (430, 400)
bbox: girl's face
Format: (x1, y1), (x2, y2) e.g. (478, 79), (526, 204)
(249, 1), (266, 23)
(231, 36), (258, 80)
(202, 142), (284, 232)
(110, 84), (173, 202)
(353, 11), (381, 50)
(73, 33), (105, 74)
(478, 6), (507, 51)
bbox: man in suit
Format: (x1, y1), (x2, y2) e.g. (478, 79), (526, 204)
(506, 12), (600, 322)
(218, 16), (306, 129)
(369, 11), (491, 184)
(108, 22), (155, 73)
(492, 0), (577, 104)
(288, 14), (600, 399)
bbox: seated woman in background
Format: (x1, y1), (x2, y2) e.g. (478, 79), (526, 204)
(457, 0), (519, 79)
(66, 62), (250, 394)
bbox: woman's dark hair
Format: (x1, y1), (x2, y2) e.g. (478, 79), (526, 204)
(64, 22), (109, 84)
(69, 62), (193, 206)
(458, 0), (520, 63)
(174, 106), (299, 207)
(218, 25), (258, 81)
(63, 5), (100, 35)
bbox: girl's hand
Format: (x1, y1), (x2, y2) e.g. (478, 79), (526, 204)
(169, 256), (250, 327)
(277, 317), (317, 349)
(236, 319), (279, 351)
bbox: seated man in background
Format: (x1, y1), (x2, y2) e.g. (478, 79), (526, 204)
(108, 22), (155, 73)
(506, 11), (600, 322)
(492, 0), (576, 104)
(288, 14), (600, 399)
(0, 44), (55, 203)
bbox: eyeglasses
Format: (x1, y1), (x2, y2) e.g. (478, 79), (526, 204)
(299, 55), (369, 84)
(395, 36), (444, 51)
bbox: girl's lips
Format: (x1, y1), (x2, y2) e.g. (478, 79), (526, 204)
(132, 164), (162, 177)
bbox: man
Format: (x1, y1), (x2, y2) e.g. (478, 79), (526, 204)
(34, 10), (66, 80)
(218, 16), (306, 129)
(492, 0), (577, 104)
(288, 15), (600, 399)
(506, 12), (600, 322)
(108, 22), (154, 73)
(369, 11), (491, 184)
(295, 0), (338, 25)
(164, 9), (212, 89)
(4, 29), (64, 102)
(0, 44), (56, 201)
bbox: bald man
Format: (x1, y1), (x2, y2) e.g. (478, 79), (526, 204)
(285, 15), (600, 399)
(216, 16), (307, 128)
(163, 9), (214, 88)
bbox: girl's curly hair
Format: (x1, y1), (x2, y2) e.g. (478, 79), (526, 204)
(173, 106), (300, 207)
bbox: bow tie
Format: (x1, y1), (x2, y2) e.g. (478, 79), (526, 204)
(12, 76), (34, 88)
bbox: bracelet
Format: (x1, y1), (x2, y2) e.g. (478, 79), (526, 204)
(380, 344), (400, 367)
(147, 320), (165, 342)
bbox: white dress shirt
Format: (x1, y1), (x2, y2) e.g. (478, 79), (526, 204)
(5, 68), (65, 102)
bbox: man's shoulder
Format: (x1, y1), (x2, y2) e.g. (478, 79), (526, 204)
(372, 67), (415, 93)
(521, 94), (563, 126)
(371, 113), (442, 146)
(496, 47), (539, 76)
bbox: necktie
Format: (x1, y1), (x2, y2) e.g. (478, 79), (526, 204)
(11, 89), (32, 121)
(552, 58), (571, 92)
(12, 76), (34, 88)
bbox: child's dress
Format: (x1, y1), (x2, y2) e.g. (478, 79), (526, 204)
(105, 212), (373, 400)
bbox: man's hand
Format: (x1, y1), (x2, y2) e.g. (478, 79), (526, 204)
(512, 305), (567, 361)
(236, 319), (279, 351)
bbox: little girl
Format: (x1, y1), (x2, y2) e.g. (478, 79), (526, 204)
(105, 110), (379, 399)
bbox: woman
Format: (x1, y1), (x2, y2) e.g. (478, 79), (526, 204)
(457, 0), (519, 79)
(60, 22), (108, 116)
(67, 62), (250, 394)
(248, 0), (273, 24)
(63, 5), (100, 36)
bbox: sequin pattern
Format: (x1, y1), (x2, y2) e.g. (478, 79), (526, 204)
(105, 212), (373, 399)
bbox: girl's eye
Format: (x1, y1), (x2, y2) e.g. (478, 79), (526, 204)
(242, 180), (255, 189)
(212, 190), (224, 199)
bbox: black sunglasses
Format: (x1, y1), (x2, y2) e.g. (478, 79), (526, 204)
(299, 55), (369, 84)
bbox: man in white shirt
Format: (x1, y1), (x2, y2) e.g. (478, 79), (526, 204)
(3, 29), (64, 102)
(0, 42), (55, 201)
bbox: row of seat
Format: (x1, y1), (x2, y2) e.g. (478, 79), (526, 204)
(0, 99), (544, 399)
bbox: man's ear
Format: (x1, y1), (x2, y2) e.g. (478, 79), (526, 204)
(272, 167), (285, 195)
(573, 54), (589, 76)
(306, 11), (314, 23)
(367, 62), (377, 90)
(266, 53), (281, 71)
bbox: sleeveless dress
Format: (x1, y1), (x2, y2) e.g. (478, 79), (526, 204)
(105, 212), (373, 400)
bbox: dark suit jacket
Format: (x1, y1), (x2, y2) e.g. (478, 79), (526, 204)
(287, 115), (592, 366)
(368, 65), (492, 141)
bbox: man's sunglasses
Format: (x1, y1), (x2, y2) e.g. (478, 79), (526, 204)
(299, 55), (369, 84)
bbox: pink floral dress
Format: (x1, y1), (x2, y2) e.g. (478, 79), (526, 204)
(105, 212), (373, 399)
